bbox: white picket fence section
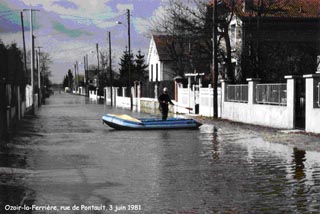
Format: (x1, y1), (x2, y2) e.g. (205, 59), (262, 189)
(99, 72), (320, 133)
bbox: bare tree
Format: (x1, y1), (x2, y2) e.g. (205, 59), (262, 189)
(150, 0), (241, 83)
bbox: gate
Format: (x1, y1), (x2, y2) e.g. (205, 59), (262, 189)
(294, 78), (305, 129)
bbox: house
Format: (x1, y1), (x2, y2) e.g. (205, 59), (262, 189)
(147, 35), (212, 83)
(238, 0), (320, 82)
(207, 0), (320, 83)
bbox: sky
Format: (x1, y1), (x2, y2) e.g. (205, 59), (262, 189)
(0, 0), (169, 83)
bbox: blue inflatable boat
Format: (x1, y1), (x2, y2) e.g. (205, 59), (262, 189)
(102, 114), (202, 130)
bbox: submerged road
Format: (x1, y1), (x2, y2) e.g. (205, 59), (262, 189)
(1, 92), (320, 213)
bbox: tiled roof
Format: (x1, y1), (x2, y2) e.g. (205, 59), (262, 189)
(208, 0), (320, 18)
(153, 35), (175, 61)
(152, 35), (211, 62)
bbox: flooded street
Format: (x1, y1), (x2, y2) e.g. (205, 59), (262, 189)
(1, 92), (320, 213)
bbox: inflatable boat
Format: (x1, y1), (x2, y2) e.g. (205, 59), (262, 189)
(102, 114), (202, 130)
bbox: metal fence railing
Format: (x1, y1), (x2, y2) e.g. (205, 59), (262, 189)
(256, 83), (287, 106)
(226, 84), (248, 103)
(317, 82), (320, 107)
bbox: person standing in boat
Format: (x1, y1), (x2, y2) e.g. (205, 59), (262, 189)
(158, 87), (174, 120)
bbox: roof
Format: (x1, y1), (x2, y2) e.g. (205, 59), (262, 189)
(152, 35), (211, 62)
(153, 35), (175, 61)
(208, 0), (320, 18)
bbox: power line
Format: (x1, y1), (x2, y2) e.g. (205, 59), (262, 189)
(0, 11), (20, 19)
(50, 44), (93, 54)
(54, 12), (111, 20)
(0, 9), (20, 14)
(35, 19), (109, 37)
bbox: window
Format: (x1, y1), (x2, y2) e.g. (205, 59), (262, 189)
(230, 24), (236, 49)
(151, 64), (153, 81)
(156, 63), (159, 82)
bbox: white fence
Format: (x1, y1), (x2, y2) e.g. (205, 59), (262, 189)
(177, 87), (194, 114)
(176, 85), (221, 117)
(102, 73), (320, 134)
(89, 90), (103, 100)
(221, 78), (295, 129)
(26, 85), (32, 108)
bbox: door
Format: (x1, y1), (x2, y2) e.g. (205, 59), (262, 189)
(294, 78), (305, 129)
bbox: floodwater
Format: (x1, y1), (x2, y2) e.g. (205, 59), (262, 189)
(0, 92), (320, 213)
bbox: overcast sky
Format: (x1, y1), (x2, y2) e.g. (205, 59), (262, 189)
(0, 0), (168, 83)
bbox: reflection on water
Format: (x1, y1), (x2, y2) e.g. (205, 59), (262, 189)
(199, 124), (320, 213)
(1, 92), (320, 213)
(293, 148), (306, 181)
(0, 147), (36, 213)
(0, 185), (36, 213)
(85, 98), (105, 105)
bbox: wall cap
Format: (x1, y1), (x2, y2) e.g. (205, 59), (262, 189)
(284, 75), (303, 79)
(246, 78), (261, 82)
(303, 74), (320, 78)
(220, 79), (230, 83)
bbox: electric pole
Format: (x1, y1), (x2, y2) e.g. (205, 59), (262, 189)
(213, 0), (219, 118)
(23, 8), (39, 113)
(85, 54), (89, 97)
(83, 55), (86, 90)
(108, 31), (113, 106)
(96, 43), (99, 73)
(36, 46), (42, 106)
(20, 11), (27, 80)
(74, 63), (77, 92)
(127, 9), (133, 110)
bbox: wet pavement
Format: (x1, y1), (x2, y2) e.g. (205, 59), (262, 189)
(1, 92), (320, 214)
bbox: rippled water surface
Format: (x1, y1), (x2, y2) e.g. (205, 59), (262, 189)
(0, 93), (320, 213)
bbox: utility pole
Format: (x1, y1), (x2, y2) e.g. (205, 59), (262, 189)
(96, 43), (100, 90)
(74, 63), (77, 93)
(36, 46), (42, 106)
(127, 9), (133, 110)
(85, 54), (89, 97)
(108, 31), (113, 106)
(83, 55), (86, 89)
(96, 43), (99, 73)
(32, 35), (36, 108)
(212, 0), (219, 118)
(76, 61), (79, 90)
(23, 8), (39, 113)
(20, 11), (27, 80)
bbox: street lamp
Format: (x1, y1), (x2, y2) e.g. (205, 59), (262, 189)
(117, 9), (133, 110)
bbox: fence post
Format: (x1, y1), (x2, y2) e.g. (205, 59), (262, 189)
(220, 79), (229, 118)
(154, 84), (158, 99)
(122, 87), (126, 97)
(137, 83), (141, 112)
(246, 78), (260, 105)
(303, 73), (320, 132)
(17, 85), (21, 120)
(284, 75), (297, 129)
(221, 80), (228, 102)
(114, 87), (118, 106)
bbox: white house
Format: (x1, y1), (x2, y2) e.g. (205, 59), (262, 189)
(147, 35), (176, 82)
(147, 35), (212, 83)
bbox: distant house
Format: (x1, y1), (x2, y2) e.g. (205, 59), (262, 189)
(147, 35), (212, 83)
(86, 69), (98, 89)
